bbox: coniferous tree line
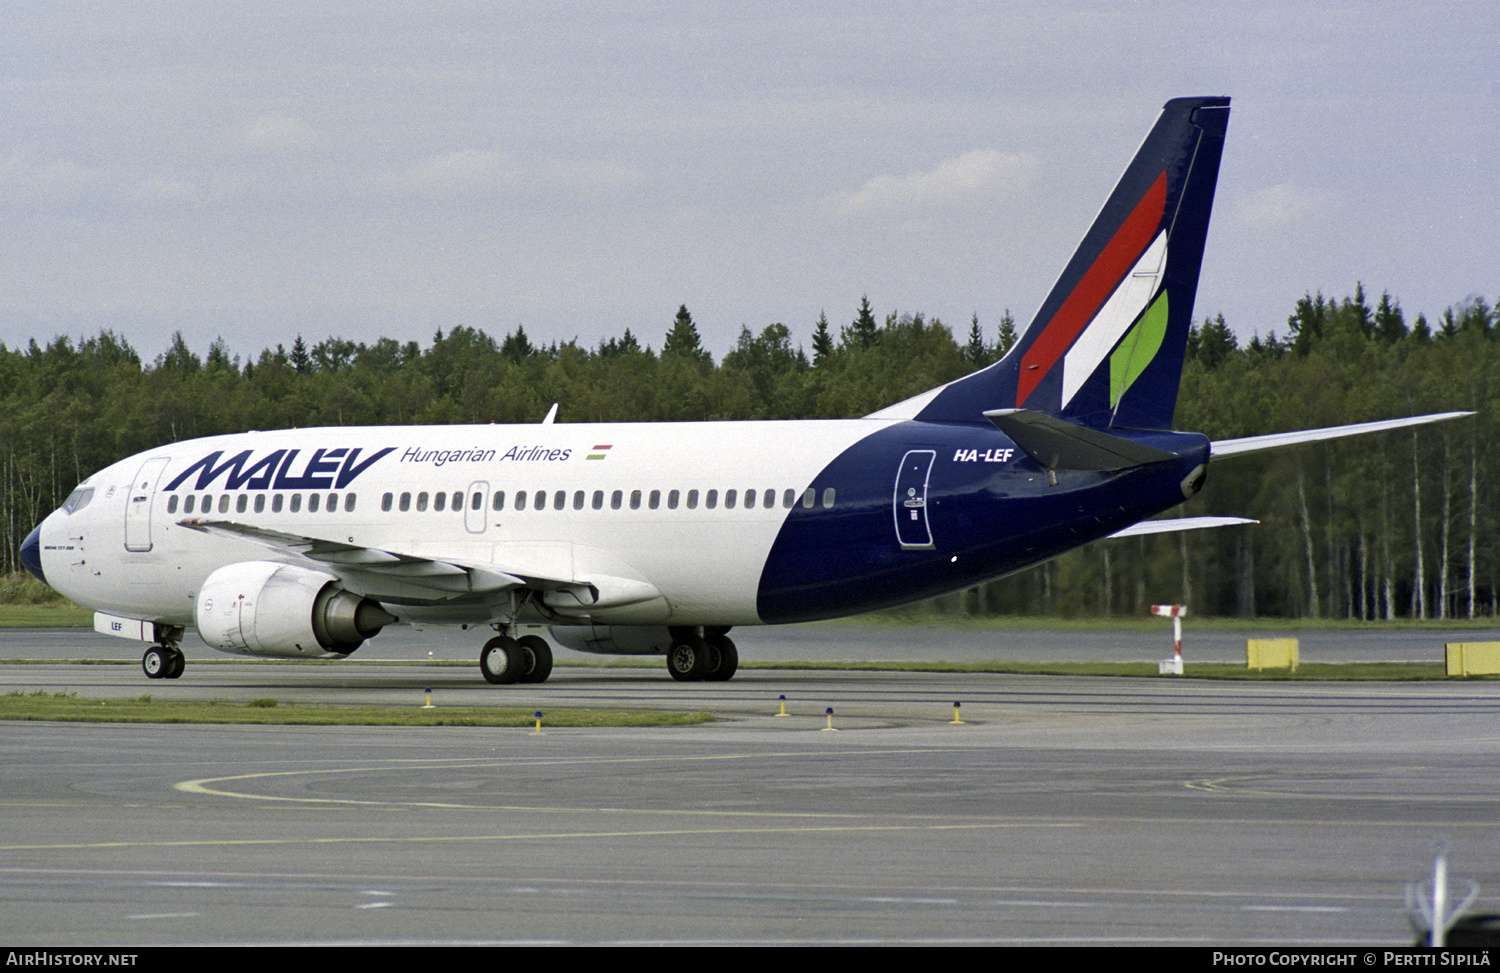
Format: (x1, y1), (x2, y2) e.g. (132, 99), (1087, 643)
(3, 286), (1497, 619)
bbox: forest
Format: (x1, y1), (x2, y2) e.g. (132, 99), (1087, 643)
(3, 285), (1497, 620)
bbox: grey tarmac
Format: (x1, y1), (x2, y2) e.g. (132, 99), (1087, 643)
(0, 624), (1498, 946)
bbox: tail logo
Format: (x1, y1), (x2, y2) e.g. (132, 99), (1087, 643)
(1017, 171), (1168, 407)
(887, 97), (1228, 431)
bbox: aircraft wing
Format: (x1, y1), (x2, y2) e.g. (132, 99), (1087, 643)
(1108, 516), (1257, 539)
(1211, 412), (1470, 458)
(177, 519), (664, 613)
(179, 519), (526, 601)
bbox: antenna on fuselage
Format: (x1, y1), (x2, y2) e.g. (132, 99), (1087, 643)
(541, 403), (558, 424)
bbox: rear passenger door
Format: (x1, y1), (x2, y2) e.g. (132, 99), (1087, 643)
(893, 450), (936, 550)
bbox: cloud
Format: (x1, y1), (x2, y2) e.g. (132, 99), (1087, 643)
(131, 177), (202, 206)
(542, 159), (641, 194)
(236, 113), (321, 153)
(0, 152), (101, 200)
(400, 148), (516, 195)
(1234, 182), (1333, 228)
(831, 150), (1037, 218)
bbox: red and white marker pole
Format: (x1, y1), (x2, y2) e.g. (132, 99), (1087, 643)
(1151, 604), (1186, 675)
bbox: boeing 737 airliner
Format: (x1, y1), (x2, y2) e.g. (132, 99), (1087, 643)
(18, 97), (1464, 684)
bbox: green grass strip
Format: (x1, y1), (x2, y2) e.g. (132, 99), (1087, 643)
(0, 690), (715, 727)
(0, 604), (93, 627)
(9, 596), (1500, 632)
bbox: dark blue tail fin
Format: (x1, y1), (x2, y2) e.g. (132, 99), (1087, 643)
(882, 97), (1230, 431)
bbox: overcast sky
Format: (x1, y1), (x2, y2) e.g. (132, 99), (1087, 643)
(4, 1), (1496, 364)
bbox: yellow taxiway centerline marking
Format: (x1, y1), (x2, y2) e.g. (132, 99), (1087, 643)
(172, 747), (975, 807)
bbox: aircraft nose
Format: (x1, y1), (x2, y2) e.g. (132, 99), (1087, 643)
(20, 522), (46, 585)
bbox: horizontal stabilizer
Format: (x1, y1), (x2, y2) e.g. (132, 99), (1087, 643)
(1108, 516), (1257, 539)
(984, 408), (1179, 471)
(1212, 412), (1471, 458)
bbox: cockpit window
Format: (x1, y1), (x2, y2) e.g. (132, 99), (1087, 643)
(61, 488), (94, 514)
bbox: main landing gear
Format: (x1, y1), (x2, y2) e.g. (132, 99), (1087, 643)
(479, 634), (554, 685)
(142, 643), (185, 680)
(666, 630), (738, 683)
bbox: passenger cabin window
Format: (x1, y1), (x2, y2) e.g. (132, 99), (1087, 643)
(649, 489), (661, 510)
(237, 494), (248, 514)
(183, 496), (194, 514)
(416, 492), (429, 512)
(686, 489), (698, 510)
(168, 495), (179, 514)
(256, 494), (267, 513)
(434, 492), (446, 512)
(553, 490), (566, 510)
(272, 494), (284, 513)
(611, 490), (622, 510)
(289, 494), (302, 513)
(573, 490), (586, 511)
(452, 491), (463, 511)
(218, 495), (230, 513)
(471, 492), (482, 510)
(309, 494), (320, 513)
(399, 492), (411, 512)
(630, 489), (641, 510)
(515, 491), (527, 511)
(724, 489), (737, 509)
(382, 493), (393, 512)
(492, 491), (505, 511)
(822, 487), (836, 507)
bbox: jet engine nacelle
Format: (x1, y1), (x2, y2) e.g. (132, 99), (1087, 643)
(196, 561), (396, 658)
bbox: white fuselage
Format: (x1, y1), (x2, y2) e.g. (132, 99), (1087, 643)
(33, 419), (891, 631)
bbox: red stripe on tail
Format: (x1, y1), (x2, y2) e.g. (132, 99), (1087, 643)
(1016, 171), (1167, 404)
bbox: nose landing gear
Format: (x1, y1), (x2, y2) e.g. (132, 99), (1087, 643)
(142, 643), (185, 679)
